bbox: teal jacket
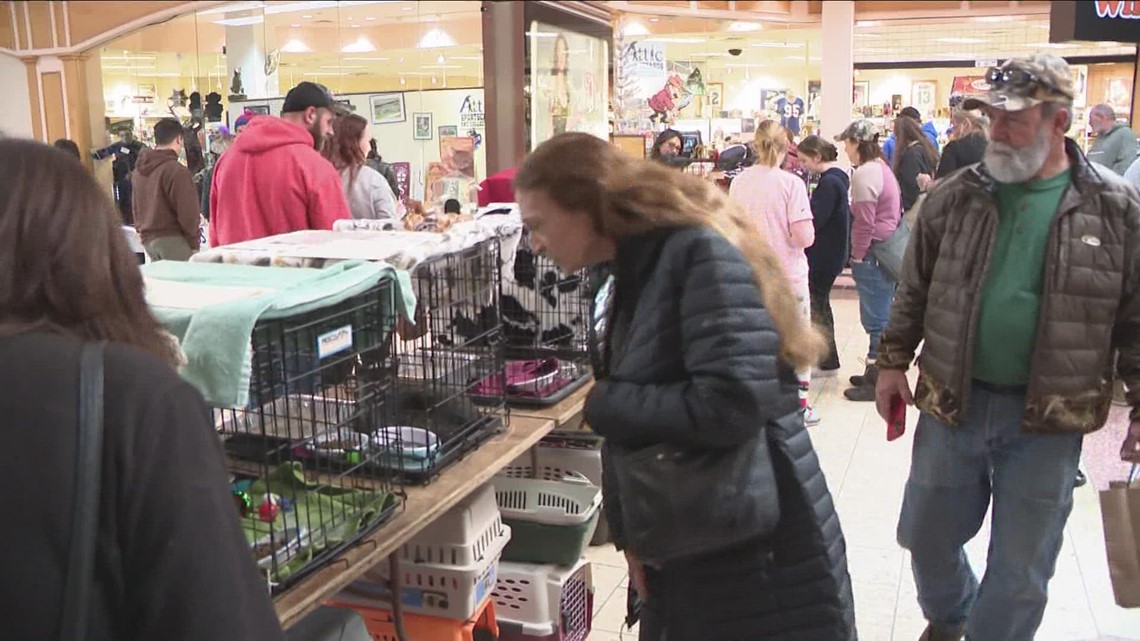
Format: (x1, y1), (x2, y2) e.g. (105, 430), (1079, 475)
(1089, 123), (1139, 176)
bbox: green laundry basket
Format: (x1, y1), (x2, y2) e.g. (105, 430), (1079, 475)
(493, 473), (601, 566)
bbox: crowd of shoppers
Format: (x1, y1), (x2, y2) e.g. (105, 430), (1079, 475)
(4, 46), (1139, 641)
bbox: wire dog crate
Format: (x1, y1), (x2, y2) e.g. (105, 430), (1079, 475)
(496, 230), (593, 408)
(216, 281), (403, 593)
(391, 238), (506, 483)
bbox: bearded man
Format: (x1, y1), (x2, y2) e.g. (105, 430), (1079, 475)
(874, 54), (1140, 641)
(208, 81), (349, 246)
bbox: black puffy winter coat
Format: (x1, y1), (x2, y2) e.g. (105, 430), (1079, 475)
(585, 225), (856, 641)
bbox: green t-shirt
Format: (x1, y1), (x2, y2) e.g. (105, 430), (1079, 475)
(972, 169), (1070, 386)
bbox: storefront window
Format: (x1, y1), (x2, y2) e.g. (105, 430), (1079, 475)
(612, 15), (822, 159)
(98, 0), (486, 209)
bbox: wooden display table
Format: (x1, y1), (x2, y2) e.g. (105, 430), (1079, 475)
(273, 413), (556, 628)
(511, 381), (593, 431)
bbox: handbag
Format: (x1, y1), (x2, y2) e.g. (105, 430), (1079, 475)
(870, 217), (911, 282)
(608, 425), (782, 565)
(59, 343), (106, 641)
(1099, 464), (1140, 608)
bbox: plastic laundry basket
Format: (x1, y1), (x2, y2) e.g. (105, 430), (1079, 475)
(335, 483), (511, 620)
(492, 560), (593, 641)
(492, 475), (600, 566)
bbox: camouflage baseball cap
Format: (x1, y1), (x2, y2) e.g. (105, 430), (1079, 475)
(962, 54), (1075, 112)
(834, 119), (879, 143)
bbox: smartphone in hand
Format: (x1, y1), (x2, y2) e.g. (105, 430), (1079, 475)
(887, 394), (906, 441)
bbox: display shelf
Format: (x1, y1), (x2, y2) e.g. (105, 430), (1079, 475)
(510, 382), (592, 432)
(272, 412), (557, 629)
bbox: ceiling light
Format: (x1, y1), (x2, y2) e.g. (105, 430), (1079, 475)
(304, 71), (347, 76)
(620, 20), (650, 37)
(935, 37), (986, 44)
(291, 23), (301, 27)
(320, 65), (365, 69)
(350, 24), (360, 28)
(302, 14), (313, 18)
(341, 36), (376, 53)
(431, 76), (437, 84)
(423, 64), (462, 69)
(972, 15), (1013, 23)
(418, 27), (455, 48)
(281, 38), (312, 53)
(400, 76), (407, 85)
(347, 16), (354, 20)
(213, 15), (265, 26)
(856, 20), (882, 27)
(402, 6), (413, 10)
(343, 56), (390, 61)
(727, 21), (761, 32)
(783, 55), (805, 61)
(366, 16), (376, 21)
(750, 42), (803, 48)
(649, 18), (658, 22)
(526, 31), (557, 38)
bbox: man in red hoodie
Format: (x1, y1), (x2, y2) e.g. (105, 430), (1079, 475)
(209, 82), (350, 246)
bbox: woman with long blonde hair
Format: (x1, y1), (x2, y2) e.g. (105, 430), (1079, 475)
(514, 133), (855, 641)
(730, 120), (818, 426)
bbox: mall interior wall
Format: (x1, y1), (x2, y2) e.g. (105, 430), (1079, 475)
(0, 53), (34, 138)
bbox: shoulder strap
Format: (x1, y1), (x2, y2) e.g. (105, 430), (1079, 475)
(59, 343), (105, 641)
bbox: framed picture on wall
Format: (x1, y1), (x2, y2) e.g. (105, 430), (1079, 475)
(853, 81), (869, 110)
(246, 104), (271, 115)
(370, 93), (406, 124)
(438, 125), (458, 138)
(413, 113), (433, 140)
(911, 81), (937, 120)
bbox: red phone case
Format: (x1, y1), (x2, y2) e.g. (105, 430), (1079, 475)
(887, 394), (906, 441)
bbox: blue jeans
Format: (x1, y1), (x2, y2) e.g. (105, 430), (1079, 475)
(850, 256), (895, 360)
(897, 383), (1082, 641)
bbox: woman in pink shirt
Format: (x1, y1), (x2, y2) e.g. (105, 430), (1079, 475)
(836, 119), (901, 402)
(729, 121), (819, 426)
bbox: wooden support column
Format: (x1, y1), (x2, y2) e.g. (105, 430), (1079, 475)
(482, 0), (526, 175)
(22, 57), (44, 141)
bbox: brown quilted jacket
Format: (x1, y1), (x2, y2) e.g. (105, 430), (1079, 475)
(878, 139), (1140, 434)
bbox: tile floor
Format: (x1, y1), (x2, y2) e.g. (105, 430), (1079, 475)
(581, 292), (1140, 641)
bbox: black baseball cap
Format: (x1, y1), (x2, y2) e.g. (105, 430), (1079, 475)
(282, 81), (337, 114)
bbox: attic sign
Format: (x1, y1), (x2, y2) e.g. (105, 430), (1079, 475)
(460, 95), (484, 130)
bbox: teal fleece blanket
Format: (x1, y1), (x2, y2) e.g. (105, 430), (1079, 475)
(142, 260), (416, 408)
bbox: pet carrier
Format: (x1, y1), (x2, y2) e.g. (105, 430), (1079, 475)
(492, 560), (593, 641)
(391, 237), (506, 482)
(334, 483), (511, 620)
(327, 594), (500, 641)
(143, 261), (406, 594)
(189, 229), (509, 483)
(493, 474), (601, 566)
(492, 229), (593, 408)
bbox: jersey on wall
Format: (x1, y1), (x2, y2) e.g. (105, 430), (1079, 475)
(775, 96), (805, 136)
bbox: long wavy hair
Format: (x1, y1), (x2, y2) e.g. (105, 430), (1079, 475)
(0, 139), (180, 366)
(322, 113), (368, 187)
(893, 116), (940, 173)
(514, 132), (824, 369)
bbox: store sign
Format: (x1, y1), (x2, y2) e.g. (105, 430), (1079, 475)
(621, 41), (666, 75)
(951, 76), (991, 96)
(459, 95), (484, 129)
(1051, 0), (1140, 44)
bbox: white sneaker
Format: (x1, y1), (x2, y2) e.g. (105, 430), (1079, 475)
(802, 406), (821, 427)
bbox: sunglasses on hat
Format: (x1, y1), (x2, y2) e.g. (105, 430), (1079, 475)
(985, 66), (1073, 100)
